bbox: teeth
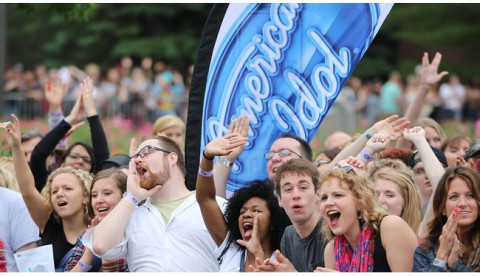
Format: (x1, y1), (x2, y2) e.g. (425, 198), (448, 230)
(58, 201), (67, 207)
(327, 210), (339, 215)
(98, 208), (108, 212)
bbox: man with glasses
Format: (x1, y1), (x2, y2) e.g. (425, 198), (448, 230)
(84, 136), (225, 272)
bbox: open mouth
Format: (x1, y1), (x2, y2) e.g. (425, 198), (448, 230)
(58, 201), (68, 207)
(96, 207), (110, 214)
(137, 167), (148, 179)
(243, 222), (253, 238)
(327, 210), (340, 227)
(292, 204), (302, 212)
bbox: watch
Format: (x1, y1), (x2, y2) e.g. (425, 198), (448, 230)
(218, 156), (233, 168)
(433, 258), (447, 270)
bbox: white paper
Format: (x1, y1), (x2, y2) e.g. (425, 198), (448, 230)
(13, 244), (55, 272)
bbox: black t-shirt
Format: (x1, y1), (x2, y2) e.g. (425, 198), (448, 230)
(40, 215), (75, 268)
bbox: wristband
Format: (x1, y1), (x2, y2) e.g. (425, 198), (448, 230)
(123, 192), (139, 206)
(198, 167), (214, 177)
(78, 260), (92, 271)
(218, 156), (233, 168)
(360, 148), (375, 162)
(433, 258), (447, 270)
(203, 150), (214, 160)
(364, 130), (373, 140)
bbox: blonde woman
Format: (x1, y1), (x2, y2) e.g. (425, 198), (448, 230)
(373, 170), (422, 234)
(1, 114), (92, 270)
(316, 168), (418, 272)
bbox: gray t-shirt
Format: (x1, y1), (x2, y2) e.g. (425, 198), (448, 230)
(280, 220), (327, 272)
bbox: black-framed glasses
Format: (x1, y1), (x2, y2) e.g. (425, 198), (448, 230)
(132, 145), (171, 159)
(68, 153), (92, 164)
(264, 148), (302, 161)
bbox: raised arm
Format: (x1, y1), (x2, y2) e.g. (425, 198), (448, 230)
(355, 132), (391, 166)
(321, 115), (409, 173)
(397, 52), (448, 149)
(1, 114), (50, 232)
(30, 91), (85, 191)
(197, 133), (248, 246)
(81, 77), (110, 172)
(403, 126), (445, 238)
(213, 116), (250, 198)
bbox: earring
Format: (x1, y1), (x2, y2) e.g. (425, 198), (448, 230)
(357, 211), (362, 220)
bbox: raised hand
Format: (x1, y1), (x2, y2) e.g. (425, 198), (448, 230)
(225, 116), (250, 160)
(344, 156), (366, 172)
(80, 76), (98, 117)
(370, 115), (410, 140)
(203, 133), (248, 160)
(365, 132), (391, 153)
(129, 137), (138, 157)
(0, 114), (22, 148)
(403, 126), (426, 144)
(44, 74), (66, 112)
(65, 91), (86, 125)
(420, 52), (449, 87)
(126, 158), (162, 202)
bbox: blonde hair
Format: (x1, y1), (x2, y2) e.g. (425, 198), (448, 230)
(320, 169), (388, 240)
(152, 115), (185, 135)
(367, 158), (414, 180)
(0, 166), (19, 192)
(374, 171), (422, 234)
(41, 166), (93, 225)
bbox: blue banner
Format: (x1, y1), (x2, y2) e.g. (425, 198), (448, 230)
(187, 3), (393, 194)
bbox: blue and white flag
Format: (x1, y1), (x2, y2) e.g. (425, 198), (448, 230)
(186, 3), (393, 193)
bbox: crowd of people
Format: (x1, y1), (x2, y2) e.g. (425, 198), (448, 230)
(1, 51), (480, 273)
(3, 56), (192, 125)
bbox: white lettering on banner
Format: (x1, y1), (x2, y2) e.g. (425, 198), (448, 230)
(270, 98), (306, 138)
(209, 3), (301, 141)
(270, 28), (352, 137)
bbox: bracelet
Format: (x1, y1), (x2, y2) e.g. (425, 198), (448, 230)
(433, 258), (447, 270)
(203, 150), (214, 160)
(364, 130), (373, 140)
(218, 156), (233, 168)
(198, 167), (214, 177)
(78, 260), (93, 271)
(123, 192), (139, 206)
(360, 148), (375, 162)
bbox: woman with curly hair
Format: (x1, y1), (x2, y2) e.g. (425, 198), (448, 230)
(197, 132), (290, 272)
(317, 168), (418, 272)
(414, 166), (480, 272)
(1, 114), (92, 270)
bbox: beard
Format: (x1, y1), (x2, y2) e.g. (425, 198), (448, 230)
(140, 159), (171, 190)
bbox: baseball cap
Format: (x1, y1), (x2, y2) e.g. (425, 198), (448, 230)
(99, 154), (131, 171)
(465, 139), (480, 160)
(406, 146), (448, 168)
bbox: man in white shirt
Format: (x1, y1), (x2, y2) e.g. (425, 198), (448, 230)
(84, 136), (225, 272)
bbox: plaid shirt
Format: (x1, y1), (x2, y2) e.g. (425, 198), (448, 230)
(0, 238), (6, 272)
(64, 233), (128, 272)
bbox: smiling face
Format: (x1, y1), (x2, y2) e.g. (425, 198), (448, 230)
(133, 139), (171, 190)
(238, 197), (271, 242)
(266, 138), (303, 180)
(319, 177), (360, 240)
(50, 172), (88, 219)
(444, 177), (479, 233)
(91, 177), (123, 220)
(374, 178), (405, 217)
(277, 172), (319, 227)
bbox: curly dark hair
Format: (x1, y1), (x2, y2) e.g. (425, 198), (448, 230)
(219, 180), (291, 262)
